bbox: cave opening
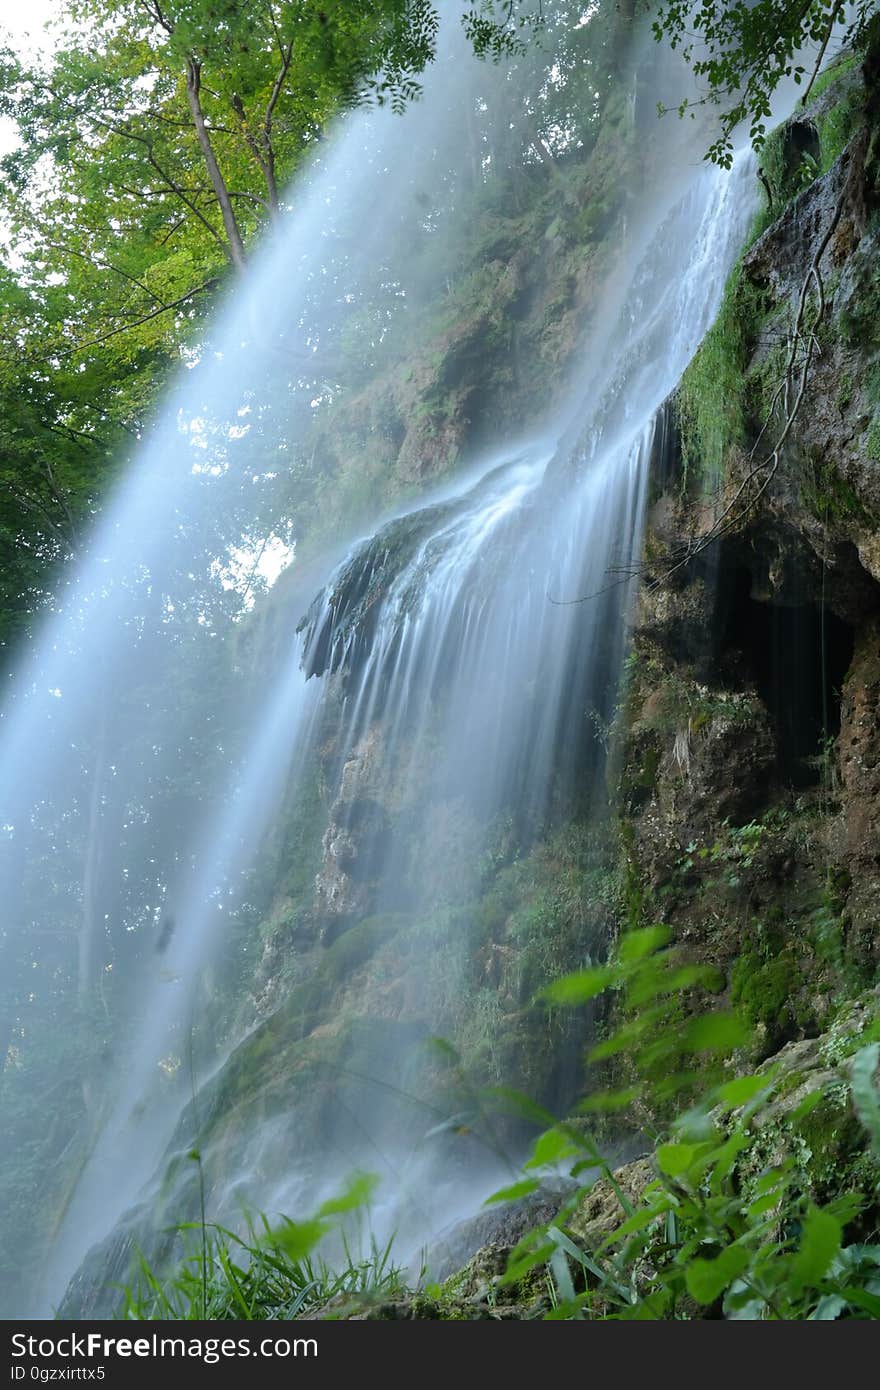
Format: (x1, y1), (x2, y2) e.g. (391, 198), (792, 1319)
(724, 567), (854, 787)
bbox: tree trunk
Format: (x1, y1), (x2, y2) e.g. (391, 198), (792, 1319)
(264, 149), (280, 218)
(186, 58), (248, 272)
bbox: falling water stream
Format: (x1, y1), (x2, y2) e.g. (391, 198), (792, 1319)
(0, 15), (787, 1318)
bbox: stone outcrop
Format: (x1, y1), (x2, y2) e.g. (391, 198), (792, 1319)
(314, 726), (391, 939)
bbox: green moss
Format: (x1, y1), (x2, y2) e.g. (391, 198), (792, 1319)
(320, 913), (409, 984)
(817, 77), (865, 173)
(808, 52), (858, 105)
(839, 250), (880, 349)
(836, 373), (854, 412)
(746, 332), (789, 421)
(678, 64), (867, 494)
(430, 1248), (547, 1316)
(865, 363), (880, 406)
(866, 415), (880, 461)
(731, 950), (801, 1044)
(676, 264), (768, 485)
(629, 740), (661, 796)
(782, 1076), (880, 1215)
(757, 62), (861, 211)
(757, 122), (807, 207)
(803, 455), (873, 525)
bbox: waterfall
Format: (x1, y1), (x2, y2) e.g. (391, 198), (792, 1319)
(0, 17), (763, 1319)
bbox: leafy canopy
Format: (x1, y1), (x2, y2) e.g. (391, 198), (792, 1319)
(652, 0), (880, 165)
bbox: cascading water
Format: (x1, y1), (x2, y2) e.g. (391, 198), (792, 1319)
(0, 13), (773, 1319)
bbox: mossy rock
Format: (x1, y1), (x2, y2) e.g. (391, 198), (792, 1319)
(320, 912), (410, 984)
(731, 949), (804, 1050)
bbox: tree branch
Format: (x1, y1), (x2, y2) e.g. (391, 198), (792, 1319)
(69, 103), (231, 253)
(801, 1), (846, 107)
(138, 0), (175, 36)
(0, 478), (68, 546)
(41, 238), (170, 310)
(71, 280), (219, 354)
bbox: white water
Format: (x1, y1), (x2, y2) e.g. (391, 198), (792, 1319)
(0, 17), (767, 1318)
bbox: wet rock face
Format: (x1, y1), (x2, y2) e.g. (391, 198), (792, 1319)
(619, 77), (880, 980)
(314, 726), (391, 941)
(298, 501), (456, 682)
(621, 573), (778, 871)
(427, 1183), (575, 1286)
(628, 688), (777, 874)
(836, 617), (880, 969)
(839, 616), (880, 828)
(742, 115), (880, 586)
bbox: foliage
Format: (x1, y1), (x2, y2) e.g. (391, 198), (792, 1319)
(803, 452), (875, 525)
(109, 921), (880, 1322)
(121, 1192), (403, 1319)
(652, 0), (879, 166)
(487, 928), (880, 1319)
(814, 62), (865, 170)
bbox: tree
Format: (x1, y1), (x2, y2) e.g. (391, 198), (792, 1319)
(652, 0), (880, 166)
(2, 3), (440, 339)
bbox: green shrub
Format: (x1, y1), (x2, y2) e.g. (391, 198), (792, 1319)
(487, 930), (880, 1320)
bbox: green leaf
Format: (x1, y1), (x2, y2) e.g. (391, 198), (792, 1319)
(682, 1011), (748, 1054)
(541, 966), (615, 1006)
(525, 1127), (580, 1170)
(708, 1129), (750, 1190)
(627, 962), (716, 1007)
(587, 1006), (667, 1062)
(656, 1141), (699, 1178)
(576, 1087), (640, 1114)
(549, 1247), (578, 1307)
(685, 1245), (751, 1304)
(810, 1294), (846, 1320)
(791, 1207), (842, 1291)
(597, 1201), (670, 1250)
(425, 1035), (460, 1064)
(718, 1072), (773, 1108)
(263, 1219), (327, 1262)
(484, 1087), (558, 1127)
(316, 1171), (378, 1218)
(842, 1287), (880, 1318)
(747, 1189), (784, 1219)
(548, 1227), (629, 1300)
(618, 924), (672, 962)
(499, 1241), (556, 1287)
(790, 1089), (825, 1124)
(484, 1178), (540, 1206)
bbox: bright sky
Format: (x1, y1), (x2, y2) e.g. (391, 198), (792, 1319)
(1, 0), (58, 53)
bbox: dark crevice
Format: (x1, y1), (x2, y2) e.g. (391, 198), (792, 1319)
(723, 566), (854, 786)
